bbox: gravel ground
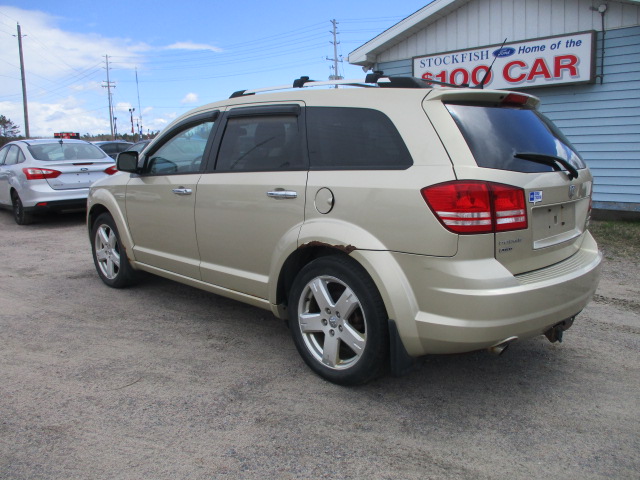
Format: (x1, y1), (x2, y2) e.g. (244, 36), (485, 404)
(0, 210), (638, 479)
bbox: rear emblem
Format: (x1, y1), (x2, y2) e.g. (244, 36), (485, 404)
(568, 185), (577, 199)
(80, 168), (89, 171)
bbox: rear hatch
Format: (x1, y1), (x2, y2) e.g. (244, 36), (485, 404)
(28, 142), (114, 190)
(424, 90), (592, 275)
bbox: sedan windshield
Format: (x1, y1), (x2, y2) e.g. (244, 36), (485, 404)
(28, 143), (108, 161)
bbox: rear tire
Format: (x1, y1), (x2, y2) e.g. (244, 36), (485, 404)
(11, 192), (33, 225)
(91, 213), (138, 288)
(289, 255), (389, 385)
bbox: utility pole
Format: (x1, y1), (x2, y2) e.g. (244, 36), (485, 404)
(327, 19), (343, 86)
(102, 55), (115, 139)
(135, 67), (143, 137)
(16, 24), (30, 138)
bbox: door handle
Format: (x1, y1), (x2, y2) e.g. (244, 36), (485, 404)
(267, 190), (297, 200)
(172, 188), (192, 195)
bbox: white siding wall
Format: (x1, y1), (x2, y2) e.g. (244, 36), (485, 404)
(539, 26), (640, 211)
(377, 0), (640, 63)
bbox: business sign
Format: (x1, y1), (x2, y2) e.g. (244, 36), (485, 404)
(413, 32), (595, 89)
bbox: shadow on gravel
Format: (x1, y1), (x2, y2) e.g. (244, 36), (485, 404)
(0, 209), (86, 229)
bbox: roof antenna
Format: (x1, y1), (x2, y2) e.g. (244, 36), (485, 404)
(477, 38), (507, 89)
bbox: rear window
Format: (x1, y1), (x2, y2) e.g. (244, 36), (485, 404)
(306, 107), (412, 170)
(445, 103), (586, 173)
(28, 143), (107, 161)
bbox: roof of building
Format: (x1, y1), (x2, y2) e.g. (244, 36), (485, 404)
(348, 0), (640, 68)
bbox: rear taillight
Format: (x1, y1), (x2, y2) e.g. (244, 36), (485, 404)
(421, 181), (527, 234)
(104, 165), (118, 175)
(22, 167), (61, 180)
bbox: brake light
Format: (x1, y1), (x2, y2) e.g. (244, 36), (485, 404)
(421, 181), (527, 234)
(104, 165), (118, 175)
(502, 93), (529, 105)
(22, 167), (61, 180)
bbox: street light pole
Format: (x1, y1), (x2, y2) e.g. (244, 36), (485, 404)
(129, 108), (135, 139)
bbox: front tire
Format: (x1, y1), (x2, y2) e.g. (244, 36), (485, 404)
(91, 213), (138, 288)
(289, 256), (389, 385)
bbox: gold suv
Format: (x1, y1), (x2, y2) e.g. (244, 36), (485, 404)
(88, 76), (602, 385)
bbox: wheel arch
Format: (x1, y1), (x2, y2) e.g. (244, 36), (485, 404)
(87, 191), (137, 265)
(273, 242), (423, 360)
(275, 244), (350, 319)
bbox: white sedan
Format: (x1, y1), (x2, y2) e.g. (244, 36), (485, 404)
(0, 138), (116, 224)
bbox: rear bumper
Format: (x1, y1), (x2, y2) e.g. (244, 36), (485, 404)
(25, 198), (87, 213)
(19, 182), (89, 212)
(363, 232), (601, 357)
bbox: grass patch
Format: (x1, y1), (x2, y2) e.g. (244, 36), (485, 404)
(589, 219), (640, 261)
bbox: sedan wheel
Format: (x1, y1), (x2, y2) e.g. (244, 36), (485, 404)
(290, 256), (388, 385)
(11, 193), (33, 225)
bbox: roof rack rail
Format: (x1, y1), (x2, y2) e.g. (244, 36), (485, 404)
(229, 72), (465, 98)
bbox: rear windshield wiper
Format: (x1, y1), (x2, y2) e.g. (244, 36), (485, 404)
(513, 152), (579, 180)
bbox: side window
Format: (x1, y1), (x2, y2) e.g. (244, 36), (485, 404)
(146, 121), (215, 175)
(306, 107), (413, 170)
(4, 146), (20, 166)
(100, 144), (118, 155)
(215, 115), (302, 171)
(0, 146), (9, 165)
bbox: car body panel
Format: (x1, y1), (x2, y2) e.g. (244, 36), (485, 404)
(196, 171), (307, 299)
(125, 174), (202, 279)
(303, 168), (459, 256)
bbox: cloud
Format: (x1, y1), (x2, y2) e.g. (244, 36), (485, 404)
(115, 102), (134, 112)
(0, 6), (151, 136)
(165, 41), (222, 53)
(181, 93), (199, 104)
(0, 7), (147, 83)
(1, 98), (110, 137)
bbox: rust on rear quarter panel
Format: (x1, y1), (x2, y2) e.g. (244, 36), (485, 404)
(298, 241), (357, 254)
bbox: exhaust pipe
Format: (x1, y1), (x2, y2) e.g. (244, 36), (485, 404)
(488, 336), (518, 356)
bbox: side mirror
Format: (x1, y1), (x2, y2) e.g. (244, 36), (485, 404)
(117, 151), (139, 173)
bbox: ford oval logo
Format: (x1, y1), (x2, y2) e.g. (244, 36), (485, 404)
(493, 47), (516, 58)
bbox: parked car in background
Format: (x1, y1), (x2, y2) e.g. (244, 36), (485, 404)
(87, 75), (601, 385)
(93, 140), (133, 159)
(0, 139), (116, 225)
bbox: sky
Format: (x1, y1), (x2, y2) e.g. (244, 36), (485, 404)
(0, 1), (431, 138)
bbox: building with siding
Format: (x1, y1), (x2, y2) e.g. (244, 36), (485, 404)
(349, 0), (640, 213)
